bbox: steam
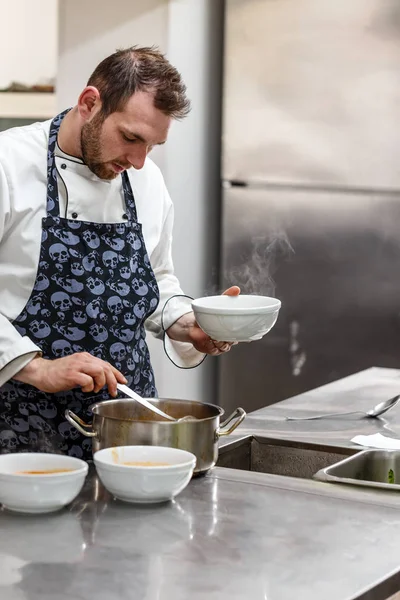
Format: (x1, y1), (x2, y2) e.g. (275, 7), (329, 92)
(224, 228), (294, 297)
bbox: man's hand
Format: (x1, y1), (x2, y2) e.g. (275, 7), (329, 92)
(14, 353), (127, 397)
(167, 286), (240, 356)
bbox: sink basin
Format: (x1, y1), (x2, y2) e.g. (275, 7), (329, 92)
(314, 449), (400, 491)
(217, 436), (357, 479)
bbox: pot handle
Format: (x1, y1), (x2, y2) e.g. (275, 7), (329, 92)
(217, 407), (246, 437)
(65, 410), (97, 438)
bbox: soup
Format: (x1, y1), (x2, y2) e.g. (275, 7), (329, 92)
(110, 448), (170, 467)
(16, 469), (76, 475)
(121, 461), (170, 467)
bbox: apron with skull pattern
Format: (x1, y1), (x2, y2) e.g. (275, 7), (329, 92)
(0, 109), (160, 459)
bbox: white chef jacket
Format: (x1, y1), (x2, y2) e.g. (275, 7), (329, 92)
(0, 118), (204, 387)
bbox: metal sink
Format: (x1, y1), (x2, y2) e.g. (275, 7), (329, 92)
(314, 449), (400, 491)
(217, 436), (357, 479)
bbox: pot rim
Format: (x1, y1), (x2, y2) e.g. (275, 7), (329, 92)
(88, 397), (225, 424)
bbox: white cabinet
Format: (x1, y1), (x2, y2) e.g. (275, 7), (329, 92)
(0, 92), (56, 119)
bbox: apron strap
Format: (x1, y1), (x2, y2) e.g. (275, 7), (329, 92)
(121, 171), (138, 223)
(47, 109), (71, 217)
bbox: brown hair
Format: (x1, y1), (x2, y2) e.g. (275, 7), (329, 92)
(87, 46), (191, 120)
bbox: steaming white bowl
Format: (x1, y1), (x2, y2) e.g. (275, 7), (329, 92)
(0, 453), (88, 514)
(191, 294), (281, 342)
(94, 446), (196, 504)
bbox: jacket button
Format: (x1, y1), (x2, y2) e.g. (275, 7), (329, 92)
(71, 212), (78, 219)
(122, 213), (128, 220)
(61, 163), (67, 170)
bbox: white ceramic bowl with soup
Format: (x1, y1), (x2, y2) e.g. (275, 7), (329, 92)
(0, 453), (88, 514)
(94, 446), (196, 504)
(191, 294), (281, 342)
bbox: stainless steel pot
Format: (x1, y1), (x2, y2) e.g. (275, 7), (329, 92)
(65, 398), (246, 475)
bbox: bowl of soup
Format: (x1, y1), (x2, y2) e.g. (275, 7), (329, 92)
(0, 453), (88, 514)
(94, 446), (196, 504)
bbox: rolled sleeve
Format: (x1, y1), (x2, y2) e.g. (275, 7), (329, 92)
(143, 184), (205, 370)
(161, 295), (206, 369)
(0, 330), (41, 387)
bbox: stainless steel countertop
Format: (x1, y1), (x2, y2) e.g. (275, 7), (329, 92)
(3, 366), (400, 600)
(231, 366), (400, 448)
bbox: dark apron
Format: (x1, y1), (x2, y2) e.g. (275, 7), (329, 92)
(0, 110), (160, 460)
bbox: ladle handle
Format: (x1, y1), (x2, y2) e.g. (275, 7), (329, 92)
(117, 383), (175, 421)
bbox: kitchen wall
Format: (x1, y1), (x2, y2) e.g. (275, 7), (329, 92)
(57, 0), (224, 403)
(0, 0), (57, 88)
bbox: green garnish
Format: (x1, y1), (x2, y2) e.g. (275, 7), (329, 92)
(388, 468), (395, 484)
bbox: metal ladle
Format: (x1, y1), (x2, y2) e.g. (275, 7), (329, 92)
(285, 394), (400, 421)
(117, 383), (195, 422)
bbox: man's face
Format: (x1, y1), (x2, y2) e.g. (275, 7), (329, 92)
(81, 90), (170, 180)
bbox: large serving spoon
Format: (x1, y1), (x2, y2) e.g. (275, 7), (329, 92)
(285, 394), (400, 421)
(117, 383), (195, 422)
(117, 383), (175, 421)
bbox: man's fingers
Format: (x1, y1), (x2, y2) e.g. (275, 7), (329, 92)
(222, 286), (240, 296)
(104, 367), (119, 398)
(75, 373), (95, 392)
(83, 363), (107, 393)
(109, 364), (127, 383)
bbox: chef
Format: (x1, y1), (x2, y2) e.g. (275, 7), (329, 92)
(0, 46), (238, 459)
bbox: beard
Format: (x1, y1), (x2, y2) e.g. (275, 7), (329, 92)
(80, 112), (117, 180)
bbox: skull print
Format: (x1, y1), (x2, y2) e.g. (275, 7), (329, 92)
(54, 322), (86, 341)
(34, 273), (50, 291)
(132, 279), (149, 297)
(5, 415), (29, 433)
(92, 344), (106, 359)
(110, 342), (127, 363)
(82, 251), (99, 272)
(0, 430), (18, 450)
(124, 312), (136, 326)
(119, 266), (131, 279)
(110, 324), (134, 343)
(115, 223), (126, 235)
(89, 324), (108, 342)
(37, 400), (58, 419)
(101, 233), (125, 251)
(126, 231), (142, 250)
(29, 320), (51, 339)
(50, 243), (69, 263)
(107, 280), (130, 297)
(107, 296), (123, 316)
(83, 230), (100, 249)
(69, 248), (83, 259)
(51, 274), (84, 293)
(102, 250), (118, 270)
(52, 339), (73, 357)
(58, 420), (80, 440)
(134, 299), (147, 319)
(26, 293), (45, 315)
(71, 262), (85, 277)
(51, 291), (72, 312)
(49, 226), (80, 246)
(86, 298), (104, 319)
(87, 277), (105, 296)
(73, 310), (87, 324)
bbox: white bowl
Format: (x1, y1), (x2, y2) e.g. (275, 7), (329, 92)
(0, 453), (88, 514)
(191, 294), (281, 342)
(94, 446), (196, 504)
